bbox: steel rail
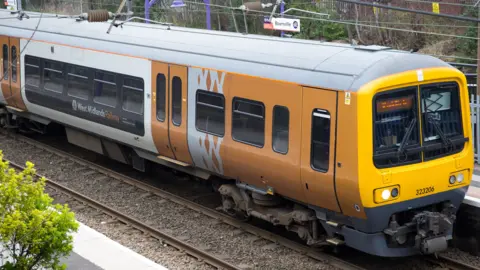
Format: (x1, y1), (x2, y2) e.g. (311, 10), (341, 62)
(0, 130), (366, 270)
(4, 158), (242, 270)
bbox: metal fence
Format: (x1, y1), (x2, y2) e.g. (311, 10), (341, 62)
(471, 94), (480, 164)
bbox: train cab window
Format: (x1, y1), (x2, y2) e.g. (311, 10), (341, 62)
(272, 105), (289, 154)
(2, 44), (7, 80)
(122, 76), (144, 115)
(373, 87), (421, 167)
(232, 97), (265, 147)
(421, 82), (464, 159)
(311, 109), (330, 172)
(156, 73), (166, 121)
(94, 71), (117, 107)
(25, 56), (40, 88)
(43, 60), (64, 94)
(11, 46), (17, 83)
(67, 65), (90, 100)
(196, 90), (225, 136)
(172, 76), (182, 126)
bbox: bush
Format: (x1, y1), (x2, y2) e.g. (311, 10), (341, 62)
(0, 151), (79, 270)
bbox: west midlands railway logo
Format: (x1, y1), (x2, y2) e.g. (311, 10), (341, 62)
(293, 21), (298, 29)
(71, 99), (120, 123)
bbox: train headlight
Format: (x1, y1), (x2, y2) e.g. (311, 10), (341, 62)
(391, 188), (399, 198)
(449, 170), (469, 186)
(374, 185), (400, 204)
(449, 175), (456, 185)
(381, 189), (390, 200)
(457, 173), (464, 183)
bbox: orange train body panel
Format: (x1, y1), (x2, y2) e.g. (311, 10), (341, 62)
(221, 73), (304, 201)
(335, 91), (365, 219)
(185, 67), (359, 213)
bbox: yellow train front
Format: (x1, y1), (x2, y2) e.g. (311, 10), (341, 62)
(347, 64), (474, 256)
(217, 55), (473, 257)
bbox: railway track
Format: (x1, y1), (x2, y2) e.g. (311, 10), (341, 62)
(5, 158), (241, 270)
(0, 130), (365, 270)
(5, 130), (480, 270)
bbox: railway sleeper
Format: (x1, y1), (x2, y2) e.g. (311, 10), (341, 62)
(218, 183), (327, 247)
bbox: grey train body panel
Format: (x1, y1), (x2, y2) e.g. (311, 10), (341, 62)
(0, 10), (452, 93)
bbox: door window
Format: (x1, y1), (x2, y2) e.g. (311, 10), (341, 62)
(171, 76), (182, 126)
(2, 44), (7, 80)
(311, 109), (331, 172)
(11, 46), (16, 83)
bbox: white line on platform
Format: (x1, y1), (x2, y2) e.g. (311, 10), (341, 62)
(73, 222), (169, 270)
(464, 195), (480, 207)
(473, 173), (480, 183)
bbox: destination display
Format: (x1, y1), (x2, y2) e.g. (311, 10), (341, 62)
(376, 95), (414, 113)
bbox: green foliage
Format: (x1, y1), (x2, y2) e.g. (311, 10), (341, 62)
(294, 18), (347, 41)
(0, 151), (79, 270)
(288, 2), (347, 41)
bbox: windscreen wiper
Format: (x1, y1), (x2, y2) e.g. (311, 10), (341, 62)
(427, 114), (452, 148)
(397, 118), (417, 154)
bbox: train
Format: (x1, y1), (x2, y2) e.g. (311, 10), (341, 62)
(0, 8), (474, 257)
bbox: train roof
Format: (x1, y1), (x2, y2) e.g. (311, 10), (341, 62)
(0, 9), (453, 91)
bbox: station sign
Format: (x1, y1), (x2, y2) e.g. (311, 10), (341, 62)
(4, 0), (17, 11)
(264, 17), (300, 32)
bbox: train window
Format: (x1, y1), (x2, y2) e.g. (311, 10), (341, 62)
(2, 44), (7, 80)
(373, 87), (421, 167)
(196, 90), (225, 136)
(122, 76), (144, 115)
(94, 71), (117, 107)
(311, 109), (330, 172)
(11, 46), (16, 83)
(43, 60), (64, 94)
(272, 105), (289, 154)
(232, 97), (265, 147)
(172, 76), (182, 126)
(156, 73), (166, 121)
(67, 65), (90, 100)
(421, 82), (464, 160)
(25, 56), (40, 88)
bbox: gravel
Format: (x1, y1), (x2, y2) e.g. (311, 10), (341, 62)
(49, 188), (213, 270)
(0, 133), (337, 270)
(441, 247), (480, 267)
(3, 131), (480, 270)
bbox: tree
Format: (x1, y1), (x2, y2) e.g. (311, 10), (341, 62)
(0, 151), (79, 270)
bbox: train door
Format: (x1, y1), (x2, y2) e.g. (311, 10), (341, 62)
(300, 87), (341, 213)
(151, 61), (192, 165)
(0, 36), (10, 106)
(8, 37), (25, 111)
(151, 61), (176, 159)
(0, 36), (25, 110)
(168, 64), (192, 165)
